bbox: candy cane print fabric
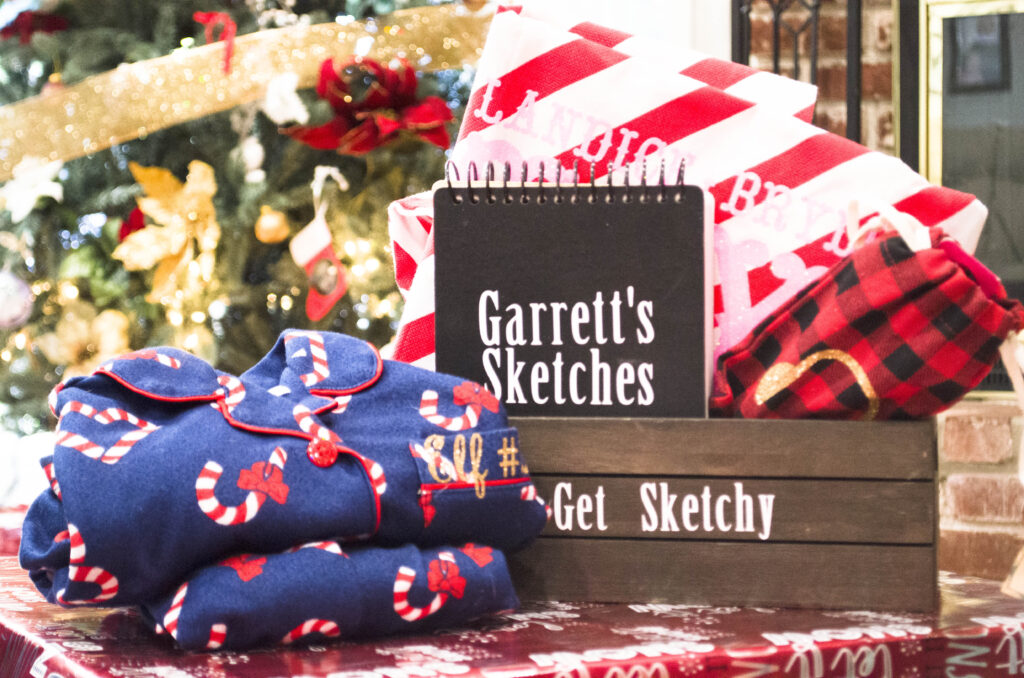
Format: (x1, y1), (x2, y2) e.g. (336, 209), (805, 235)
(162, 582), (189, 638)
(160, 583), (228, 649)
(22, 329), (549, 625)
(393, 551), (458, 622)
(55, 523), (119, 605)
(282, 619), (341, 644)
(195, 446), (289, 526)
(292, 402), (387, 497)
(55, 401), (159, 465)
(139, 542), (519, 651)
(287, 541), (346, 556)
(42, 459), (61, 499)
(97, 348), (182, 372)
(418, 380), (501, 432)
(283, 330), (330, 387)
(418, 390), (480, 431)
(214, 374), (246, 412)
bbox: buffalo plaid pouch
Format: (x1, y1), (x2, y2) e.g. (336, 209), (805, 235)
(710, 229), (1024, 420)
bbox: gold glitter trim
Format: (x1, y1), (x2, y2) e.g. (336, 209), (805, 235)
(0, 4), (492, 181)
(755, 349), (880, 421)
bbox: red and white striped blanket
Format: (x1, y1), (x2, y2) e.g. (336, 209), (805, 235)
(388, 4), (986, 370)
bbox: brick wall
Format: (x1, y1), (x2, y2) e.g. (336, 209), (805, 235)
(939, 400), (1024, 580)
(746, 0), (895, 155)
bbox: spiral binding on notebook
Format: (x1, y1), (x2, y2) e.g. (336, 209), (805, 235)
(443, 159), (687, 206)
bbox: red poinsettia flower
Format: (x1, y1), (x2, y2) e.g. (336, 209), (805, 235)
(118, 207), (146, 242)
(1, 11), (69, 44)
(427, 558), (466, 598)
(282, 56), (453, 155)
(453, 381), (500, 413)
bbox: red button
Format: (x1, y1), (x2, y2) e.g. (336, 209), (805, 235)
(307, 438), (338, 467)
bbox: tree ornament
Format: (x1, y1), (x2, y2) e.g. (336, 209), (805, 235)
(193, 12), (237, 75)
(240, 136), (267, 184)
(119, 207), (147, 242)
(41, 73), (65, 95)
(254, 205), (290, 244)
(0, 271), (33, 330)
(0, 10), (69, 44)
(289, 167), (350, 321)
(0, 156), (63, 224)
(262, 72), (309, 125)
(112, 160), (221, 304)
(0, 5), (489, 182)
(35, 302), (132, 378)
(281, 56), (454, 155)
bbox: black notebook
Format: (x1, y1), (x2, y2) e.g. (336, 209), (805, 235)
(433, 169), (711, 418)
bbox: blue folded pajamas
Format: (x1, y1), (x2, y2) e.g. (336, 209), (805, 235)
(20, 330), (549, 649)
(143, 541), (517, 651)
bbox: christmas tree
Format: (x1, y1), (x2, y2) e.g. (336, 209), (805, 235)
(0, 0), (485, 435)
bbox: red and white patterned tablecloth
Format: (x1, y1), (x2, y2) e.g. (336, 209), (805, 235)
(2, 555), (1023, 678)
(0, 507), (24, 558)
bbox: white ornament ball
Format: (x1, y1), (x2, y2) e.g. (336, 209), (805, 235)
(0, 271), (33, 330)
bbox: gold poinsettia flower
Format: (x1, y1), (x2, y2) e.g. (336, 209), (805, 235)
(112, 160), (220, 304)
(35, 301), (132, 378)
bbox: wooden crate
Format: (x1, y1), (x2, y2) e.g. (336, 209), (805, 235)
(507, 417), (938, 612)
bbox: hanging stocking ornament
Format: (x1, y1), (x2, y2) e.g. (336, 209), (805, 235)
(289, 166), (350, 321)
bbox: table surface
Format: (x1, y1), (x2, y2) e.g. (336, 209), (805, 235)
(3, 556), (1024, 678)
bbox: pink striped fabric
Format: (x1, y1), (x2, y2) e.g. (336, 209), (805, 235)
(386, 6), (987, 371)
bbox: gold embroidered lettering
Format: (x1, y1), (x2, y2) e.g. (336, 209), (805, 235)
(423, 434), (455, 484)
(422, 433), (489, 498)
(469, 433), (487, 498)
(498, 436), (520, 478)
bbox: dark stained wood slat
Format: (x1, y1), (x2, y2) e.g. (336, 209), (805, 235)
(512, 417), (936, 479)
(534, 476), (935, 544)
(509, 538), (937, 612)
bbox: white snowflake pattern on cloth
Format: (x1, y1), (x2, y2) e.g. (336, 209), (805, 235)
(899, 640), (924, 656)
(60, 640), (104, 652)
(611, 625), (724, 643)
(489, 609), (582, 633)
(375, 644), (474, 664)
(116, 667), (196, 678)
(822, 610), (929, 626)
(626, 603), (771, 627)
(436, 628), (501, 645)
(210, 652), (251, 666)
(676, 655), (704, 677)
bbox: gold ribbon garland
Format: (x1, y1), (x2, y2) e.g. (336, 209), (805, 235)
(0, 4), (492, 181)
